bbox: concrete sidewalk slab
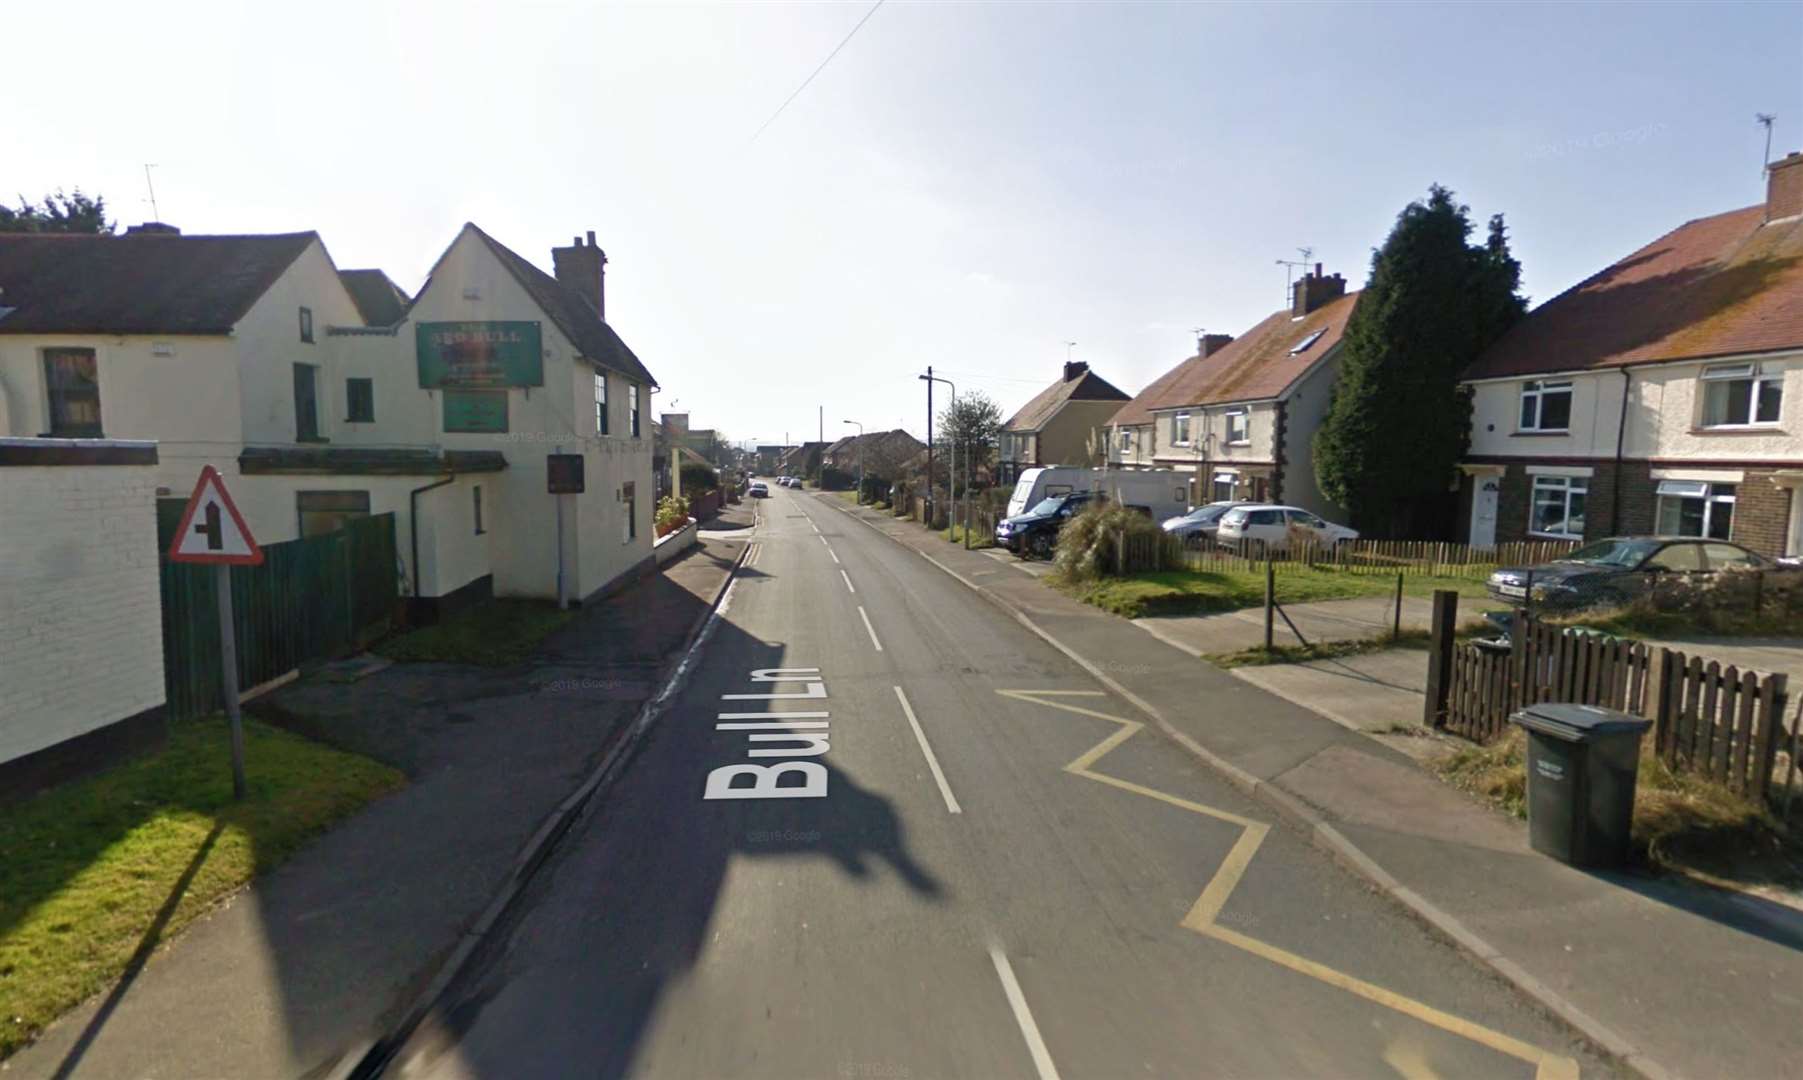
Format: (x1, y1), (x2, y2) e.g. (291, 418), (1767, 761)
(1231, 647), (1429, 735)
(821, 492), (1803, 1080)
(5, 539), (743, 1080)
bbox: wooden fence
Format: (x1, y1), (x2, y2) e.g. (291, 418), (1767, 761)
(1431, 601), (1793, 800)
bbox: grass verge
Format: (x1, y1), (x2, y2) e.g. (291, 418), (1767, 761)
(1207, 630), (1433, 668)
(1054, 567), (1492, 619)
(376, 599), (574, 666)
(943, 523), (995, 549)
(1546, 604), (1803, 641)
(1435, 729), (1803, 886)
(0, 718), (402, 1059)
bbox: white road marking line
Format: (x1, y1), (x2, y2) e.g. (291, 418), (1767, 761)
(892, 686), (960, 814)
(810, 520), (821, 533)
(988, 943), (1061, 1080)
(857, 605), (883, 652)
(716, 711), (831, 720)
(819, 534), (833, 552)
(826, 544), (840, 563)
(840, 569), (856, 594)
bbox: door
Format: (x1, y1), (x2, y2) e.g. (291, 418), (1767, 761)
(1245, 508), (1286, 547)
(1470, 476), (1499, 548)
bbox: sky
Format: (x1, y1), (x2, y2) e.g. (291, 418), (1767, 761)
(9, 1), (1802, 448)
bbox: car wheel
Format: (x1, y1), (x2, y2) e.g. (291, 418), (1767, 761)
(1029, 531), (1054, 560)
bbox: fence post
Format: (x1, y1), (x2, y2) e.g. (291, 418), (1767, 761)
(1424, 589), (1459, 729)
(1392, 572), (1404, 642)
(1754, 570), (1765, 617)
(1116, 528), (1126, 576)
(1264, 558), (1276, 651)
(1652, 648), (1676, 761)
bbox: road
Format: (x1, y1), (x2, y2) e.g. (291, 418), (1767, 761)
(392, 483), (1609, 1080)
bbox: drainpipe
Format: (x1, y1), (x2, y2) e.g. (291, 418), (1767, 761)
(409, 472), (457, 604)
(1611, 367), (1632, 534)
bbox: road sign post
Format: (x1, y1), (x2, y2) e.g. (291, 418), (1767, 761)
(168, 465), (263, 800)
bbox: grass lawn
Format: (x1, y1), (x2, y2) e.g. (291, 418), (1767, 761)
(1436, 729), (1803, 887)
(943, 523), (995, 549)
(1546, 605), (1803, 641)
(0, 718), (402, 1059)
(1057, 566), (1492, 619)
(376, 599), (574, 666)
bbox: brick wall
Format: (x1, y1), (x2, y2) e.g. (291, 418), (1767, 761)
(1736, 471), (1792, 556)
(0, 457), (166, 766)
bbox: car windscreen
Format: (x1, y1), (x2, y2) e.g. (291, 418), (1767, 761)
(1561, 539), (1660, 568)
(1028, 496), (1066, 516)
(1186, 505), (1229, 522)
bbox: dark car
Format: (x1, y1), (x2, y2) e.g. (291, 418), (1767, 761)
(1487, 536), (1769, 610)
(995, 491), (1098, 558)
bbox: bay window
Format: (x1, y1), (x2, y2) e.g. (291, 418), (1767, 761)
(1530, 474), (1587, 538)
(1655, 481), (1735, 540)
(1519, 379), (1573, 432)
(1700, 363), (1782, 427)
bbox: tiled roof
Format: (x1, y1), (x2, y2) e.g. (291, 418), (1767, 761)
(1108, 355), (1197, 427)
(0, 231), (315, 334)
(462, 224), (659, 388)
(1004, 367), (1131, 432)
(1130, 292), (1359, 416)
(338, 268), (410, 326)
(1466, 206), (1803, 379)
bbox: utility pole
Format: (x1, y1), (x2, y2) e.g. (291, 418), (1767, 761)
(924, 367), (934, 523)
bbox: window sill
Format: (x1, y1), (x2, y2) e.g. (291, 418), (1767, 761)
(1511, 430), (1570, 437)
(1529, 530), (1582, 540)
(1225, 441), (1251, 448)
(343, 419), (374, 425)
(39, 430), (106, 440)
(1689, 425), (1785, 436)
(297, 436), (331, 444)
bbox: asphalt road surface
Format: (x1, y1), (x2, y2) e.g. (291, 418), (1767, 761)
(393, 483), (1610, 1080)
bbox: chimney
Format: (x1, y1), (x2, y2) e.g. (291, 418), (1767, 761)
(125, 222), (180, 236)
(1064, 360), (1089, 382)
(552, 230), (608, 319)
(1292, 264), (1347, 317)
(1767, 150), (1803, 223)
(1198, 333), (1234, 358)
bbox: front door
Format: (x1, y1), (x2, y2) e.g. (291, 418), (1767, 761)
(1470, 475), (1499, 547)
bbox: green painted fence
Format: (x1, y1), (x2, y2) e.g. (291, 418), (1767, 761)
(158, 512), (400, 719)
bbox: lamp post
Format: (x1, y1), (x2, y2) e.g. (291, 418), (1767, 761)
(842, 420), (864, 503)
(920, 371), (965, 546)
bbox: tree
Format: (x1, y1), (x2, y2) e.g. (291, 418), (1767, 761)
(1313, 185), (1525, 536)
(0, 190), (114, 234)
(936, 391), (1003, 486)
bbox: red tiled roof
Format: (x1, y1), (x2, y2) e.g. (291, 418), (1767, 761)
(1117, 292), (1359, 421)
(1466, 206), (1803, 379)
(1003, 366), (1130, 432)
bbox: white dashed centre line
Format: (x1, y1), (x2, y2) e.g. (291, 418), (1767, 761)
(840, 569), (857, 594)
(857, 605), (883, 652)
(989, 944), (1062, 1080)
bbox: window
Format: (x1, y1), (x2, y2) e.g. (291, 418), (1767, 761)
(1529, 474), (1587, 538)
(1118, 428), (1133, 452)
(1645, 543), (1705, 572)
(298, 306), (314, 344)
(630, 383), (641, 437)
(1701, 363), (1782, 427)
(293, 363), (320, 441)
(1519, 379), (1573, 432)
(1225, 409), (1249, 445)
(1212, 474), (1236, 502)
(1248, 509), (1283, 526)
(595, 373), (608, 434)
(43, 348), (101, 436)
(1287, 510), (1327, 529)
(1702, 542), (1759, 569)
(346, 377), (375, 422)
(1655, 480), (1735, 540)
(1289, 328), (1325, 355)
(1174, 411), (1192, 446)
(473, 485), (485, 535)
(296, 490), (368, 538)
(622, 480), (637, 542)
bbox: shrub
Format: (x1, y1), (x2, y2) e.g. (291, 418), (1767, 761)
(680, 463), (718, 493)
(1052, 502), (1165, 581)
(655, 495), (690, 534)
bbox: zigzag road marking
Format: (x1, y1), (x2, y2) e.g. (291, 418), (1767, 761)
(997, 688), (1581, 1080)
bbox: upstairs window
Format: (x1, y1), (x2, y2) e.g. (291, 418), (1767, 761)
(299, 306), (314, 344)
(43, 348), (102, 437)
(595, 373), (609, 434)
(345, 377), (374, 422)
(293, 363), (320, 441)
(630, 383), (641, 437)
(1174, 411), (1192, 446)
(1701, 363), (1782, 427)
(1655, 480), (1735, 540)
(1118, 428), (1133, 451)
(1519, 379), (1572, 432)
(1225, 408), (1250, 445)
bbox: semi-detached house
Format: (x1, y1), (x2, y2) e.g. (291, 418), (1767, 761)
(0, 221), (660, 616)
(1108, 266), (1358, 517)
(1457, 151), (1803, 557)
(997, 361), (1130, 481)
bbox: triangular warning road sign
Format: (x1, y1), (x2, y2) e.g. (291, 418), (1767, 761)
(168, 465), (264, 565)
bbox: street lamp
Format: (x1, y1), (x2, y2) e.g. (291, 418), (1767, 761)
(920, 371), (968, 548)
(842, 420), (864, 503)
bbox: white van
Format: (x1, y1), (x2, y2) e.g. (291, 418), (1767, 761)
(1005, 467), (1190, 523)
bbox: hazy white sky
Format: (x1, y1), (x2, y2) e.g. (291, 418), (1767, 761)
(10, 1), (1801, 446)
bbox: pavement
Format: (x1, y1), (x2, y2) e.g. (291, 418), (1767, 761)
(2, 505), (754, 1080)
(767, 492), (1803, 1080)
(1133, 593), (1440, 656)
(1231, 647), (1432, 738)
(389, 484), (1608, 1080)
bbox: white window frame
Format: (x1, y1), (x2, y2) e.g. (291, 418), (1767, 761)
(1518, 378), (1573, 432)
(595, 373), (608, 434)
(1700, 363), (1783, 428)
(1173, 411), (1192, 446)
(1529, 474), (1587, 539)
(1118, 428), (1133, 452)
(1655, 480), (1736, 540)
(630, 383), (642, 437)
(1225, 408), (1250, 446)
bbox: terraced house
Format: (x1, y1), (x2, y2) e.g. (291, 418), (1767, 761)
(1457, 151), (1803, 556)
(1108, 265), (1359, 515)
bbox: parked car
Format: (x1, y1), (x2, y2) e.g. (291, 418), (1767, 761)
(1486, 536), (1770, 610)
(995, 491), (1100, 558)
(1161, 502), (1250, 545)
(749, 481), (769, 498)
(1215, 504), (1358, 550)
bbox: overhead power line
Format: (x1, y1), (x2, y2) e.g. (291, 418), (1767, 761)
(748, 0), (886, 145)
